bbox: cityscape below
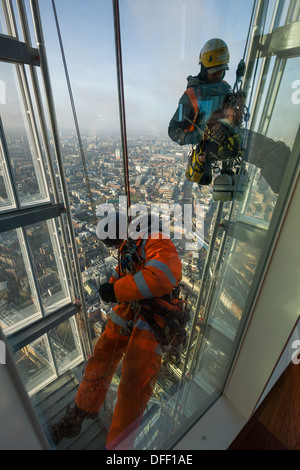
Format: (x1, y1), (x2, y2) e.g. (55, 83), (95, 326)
(0, 130), (277, 449)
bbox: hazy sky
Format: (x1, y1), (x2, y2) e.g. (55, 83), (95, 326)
(34, 0), (255, 137)
(1, 0), (255, 137)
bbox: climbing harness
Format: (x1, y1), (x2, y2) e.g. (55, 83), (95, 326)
(115, 237), (189, 347)
(138, 287), (190, 348)
(118, 239), (142, 274)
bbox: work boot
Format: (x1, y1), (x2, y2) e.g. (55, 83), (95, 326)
(50, 404), (90, 444)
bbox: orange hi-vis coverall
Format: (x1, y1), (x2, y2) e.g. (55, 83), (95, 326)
(75, 232), (182, 450)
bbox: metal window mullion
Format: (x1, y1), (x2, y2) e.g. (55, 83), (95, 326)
(47, 217), (71, 303)
(39, 331), (58, 381)
(17, 226), (44, 320)
(1, 0), (16, 37)
(45, 329), (59, 378)
(285, 0), (298, 23)
(272, 0), (286, 30)
(21, 225), (46, 318)
(70, 315), (84, 359)
(0, 141), (16, 210)
(0, 116), (20, 209)
(16, 62), (50, 200)
(243, 0), (270, 97)
(258, 57), (286, 136)
(294, 1), (300, 21)
(58, 214), (77, 302)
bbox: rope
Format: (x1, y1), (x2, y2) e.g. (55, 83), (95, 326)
(113, 0), (137, 284)
(112, 0), (131, 236)
(51, 0), (97, 225)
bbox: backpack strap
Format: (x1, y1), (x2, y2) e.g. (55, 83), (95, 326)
(184, 87), (200, 132)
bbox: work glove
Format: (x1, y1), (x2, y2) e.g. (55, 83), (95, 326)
(99, 282), (117, 303)
(184, 129), (202, 146)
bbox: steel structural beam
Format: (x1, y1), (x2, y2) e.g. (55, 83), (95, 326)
(0, 33), (40, 65)
(0, 203), (65, 233)
(8, 303), (78, 352)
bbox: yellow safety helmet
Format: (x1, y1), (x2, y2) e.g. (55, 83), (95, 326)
(199, 38), (229, 73)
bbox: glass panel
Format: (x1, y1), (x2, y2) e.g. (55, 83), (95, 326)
(0, 2), (8, 35)
(2, 0), (299, 454)
(25, 219), (71, 314)
(264, 0), (278, 31)
(15, 335), (56, 396)
(0, 62), (50, 206)
(277, 0), (291, 26)
(241, 55), (300, 225)
(267, 57), (300, 146)
(49, 317), (83, 374)
(0, 229), (41, 335)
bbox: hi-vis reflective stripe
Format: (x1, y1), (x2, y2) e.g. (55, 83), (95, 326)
(145, 260), (177, 286)
(135, 318), (153, 332)
(110, 311), (128, 329)
(179, 103), (183, 121)
(134, 271), (154, 298)
(111, 268), (119, 279)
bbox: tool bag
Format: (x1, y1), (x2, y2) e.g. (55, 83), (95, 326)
(185, 143), (207, 184)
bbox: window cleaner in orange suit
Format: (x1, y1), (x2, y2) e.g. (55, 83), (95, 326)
(50, 211), (183, 450)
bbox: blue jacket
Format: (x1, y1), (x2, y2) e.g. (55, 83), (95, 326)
(168, 74), (231, 146)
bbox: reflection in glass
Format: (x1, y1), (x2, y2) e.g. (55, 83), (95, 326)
(0, 229), (41, 334)
(49, 318), (83, 374)
(25, 219), (71, 314)
(194, 336), (228, 395)
(209, 239), (261, 340)
(267, 58), (300, 146)
(15, 335), (56, 396)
